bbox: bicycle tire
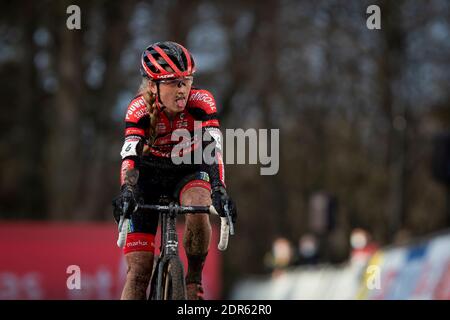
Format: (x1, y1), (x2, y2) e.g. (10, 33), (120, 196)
(148, 256), (161, 300)
(149, 256), (186, 300)
(161, 257), (186, 300)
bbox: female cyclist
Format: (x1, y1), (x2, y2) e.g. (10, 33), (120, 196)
(113, 41), (237, 300)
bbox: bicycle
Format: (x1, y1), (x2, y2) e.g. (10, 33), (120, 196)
(116, 194), (235, 300)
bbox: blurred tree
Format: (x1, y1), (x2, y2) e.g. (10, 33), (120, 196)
(0, 0), (449, 297)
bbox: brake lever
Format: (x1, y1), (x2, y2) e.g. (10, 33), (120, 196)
(224, 203), (235, 235)
(118, 200), (130, 232)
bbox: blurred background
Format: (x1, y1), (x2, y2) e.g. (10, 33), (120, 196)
(0, 0), (449, 299)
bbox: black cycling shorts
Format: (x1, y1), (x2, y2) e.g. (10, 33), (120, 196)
(128, 155), (211, 236)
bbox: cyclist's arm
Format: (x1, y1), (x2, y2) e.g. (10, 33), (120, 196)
(188, 89), (226, 189)
(119, 96), (149, 187)
(201, 126), (226, 190)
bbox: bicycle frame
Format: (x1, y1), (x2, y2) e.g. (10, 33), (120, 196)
(160, 203), (181, 256)
(117, 201), (233, 299)
(154, 203), (184, 300)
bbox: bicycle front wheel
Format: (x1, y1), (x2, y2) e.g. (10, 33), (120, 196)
(158, 257), (186, 300)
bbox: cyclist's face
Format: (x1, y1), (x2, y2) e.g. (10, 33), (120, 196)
(150, 76), (193, 114)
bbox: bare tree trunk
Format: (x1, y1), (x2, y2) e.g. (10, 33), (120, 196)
(19, 0), (47, 218)
(166, 0), (200, 45)
(254, 0), (290, 237)
(78, 1), (137, 219)
(45, 1), (84, 219)
(379, 0), (408, 240)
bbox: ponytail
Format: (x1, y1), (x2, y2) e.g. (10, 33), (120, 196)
(138, 78), (158, 144)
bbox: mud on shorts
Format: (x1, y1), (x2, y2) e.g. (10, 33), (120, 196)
(123, 155), (211, 254)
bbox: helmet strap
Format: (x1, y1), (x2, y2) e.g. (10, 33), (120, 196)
(155, 82), (166, 112)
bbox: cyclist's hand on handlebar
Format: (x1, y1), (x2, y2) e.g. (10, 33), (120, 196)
(112, 184), (143, 223)
(211, 186), (237, 224)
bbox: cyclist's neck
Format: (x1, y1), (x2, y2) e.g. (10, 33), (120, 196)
(163, 108), (179, 120)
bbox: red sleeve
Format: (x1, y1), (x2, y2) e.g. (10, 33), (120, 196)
(119, 95), (149, 186)
(187, 89), (220, 128)
(188, 89), (226, 188)
(124, 95), (150, 137)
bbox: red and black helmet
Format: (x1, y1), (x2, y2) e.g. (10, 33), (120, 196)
(140, 41), (196, 80)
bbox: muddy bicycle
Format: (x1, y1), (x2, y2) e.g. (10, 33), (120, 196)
(116, 197), (234, 300)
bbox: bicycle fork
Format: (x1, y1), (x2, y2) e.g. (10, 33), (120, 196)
(155, 207), (185, 299)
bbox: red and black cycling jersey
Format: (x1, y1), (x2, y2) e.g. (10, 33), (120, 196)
(120, 88), (226, 190)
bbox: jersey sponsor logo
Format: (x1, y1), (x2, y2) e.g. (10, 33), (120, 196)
(125, 127), (145, 136)
(125, 98), (148, 121)
(124, 135), (142, 141)
(202, 119), (220, 128)
(176, 120), (189, 128)
(126, 108), (147, 122)
(123, 233), (156, 254)
(154, 133), (175, 146)
(148, 148), (171, 158)
(126, 240), (148, 248)
(189, 91), (216, 111)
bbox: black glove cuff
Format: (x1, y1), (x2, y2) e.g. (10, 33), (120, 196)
(211, 185), (227, 195)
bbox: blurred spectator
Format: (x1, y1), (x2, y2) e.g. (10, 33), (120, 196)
(349, 228), (379, 267)
(295, 233), (319, 265)
(263, 237), (294, 276)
